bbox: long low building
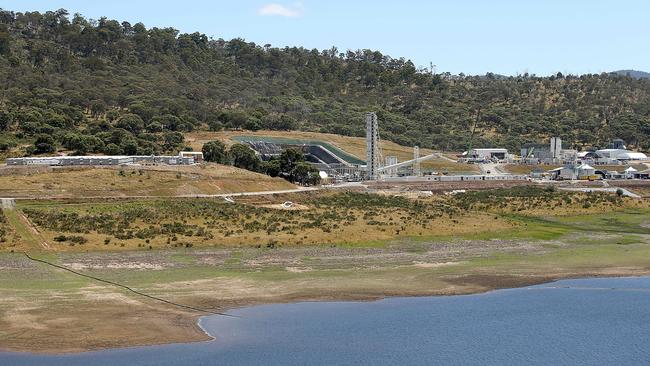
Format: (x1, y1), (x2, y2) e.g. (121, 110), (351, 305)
(594, 149), (648, 163)
(6, 154), (198, 166)
(577, 149), (648, 164)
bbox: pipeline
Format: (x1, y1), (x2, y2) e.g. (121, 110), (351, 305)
(23, 252), (238, 318)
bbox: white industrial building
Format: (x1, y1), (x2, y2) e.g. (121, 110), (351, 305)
(465, 148), (509, 162)
(6, 153), (201, 167)
(549, 164), (597, 180)
(593, 149), (648, 164)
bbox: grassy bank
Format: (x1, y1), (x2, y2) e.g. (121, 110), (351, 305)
(3, 187), (640, 252)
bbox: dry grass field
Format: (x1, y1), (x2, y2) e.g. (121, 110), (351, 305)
(186, 130), (479, 174)
(0, 164), (295, 198)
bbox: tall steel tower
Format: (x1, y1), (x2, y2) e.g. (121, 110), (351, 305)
(413, 145), (421, 177)
(365, 112), (380, 180)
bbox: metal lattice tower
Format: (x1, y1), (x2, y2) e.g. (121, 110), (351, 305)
(365, 112), (380, 180)
(413, 146), (421, 176)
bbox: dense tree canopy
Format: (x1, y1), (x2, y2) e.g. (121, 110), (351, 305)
(228, 143), (259, 171)
(201, 140), (227, 164)
(1, 8), (649, 157)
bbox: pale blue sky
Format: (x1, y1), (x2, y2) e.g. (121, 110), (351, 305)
(2, 0), (648, 75)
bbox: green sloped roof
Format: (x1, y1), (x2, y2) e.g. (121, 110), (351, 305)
(232, 136), (365, 165)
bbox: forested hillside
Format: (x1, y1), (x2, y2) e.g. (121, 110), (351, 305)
(1, 8), (649, 157)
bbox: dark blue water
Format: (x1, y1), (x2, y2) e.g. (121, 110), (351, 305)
(3, 277), (650, 366)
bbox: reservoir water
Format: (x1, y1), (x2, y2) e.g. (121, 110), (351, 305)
(3, 276), (650, 365)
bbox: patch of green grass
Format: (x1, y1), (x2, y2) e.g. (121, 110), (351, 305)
(0, 267), (92, 291)
(328, 240), (390, 249)
(224, 257), (241, 265)
(463, 242), (650, 272)
(566, 233), (645, 246)
(170, 253), (197, 265)
(556, 209), (650, 235)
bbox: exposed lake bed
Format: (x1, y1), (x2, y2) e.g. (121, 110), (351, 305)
(2, 276), (650, 366)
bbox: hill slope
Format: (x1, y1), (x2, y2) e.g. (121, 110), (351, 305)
(613, 70), (650, 79)
(0, 164), (295, 198)
(0, 8), (649, 157)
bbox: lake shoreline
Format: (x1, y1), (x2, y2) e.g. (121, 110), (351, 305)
(4, 271), (650, 356)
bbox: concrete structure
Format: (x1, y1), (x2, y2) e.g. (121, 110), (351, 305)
(560, 149), (578, 163)
(179, 151), (204, 162)
(549, 166), (576, 180)
(7, 154), (196, 166)
(551, 137), (562, 161)
(549, 164), (597, 180)
(413, 146), (421, 177)
(521, 137), (572, 164)
(385, 156), (398, 177)
(577, 163), (596, 179)
(365, 112), (380, 180)
(467, 148), (508, 162)
(521, 143), (553, 162)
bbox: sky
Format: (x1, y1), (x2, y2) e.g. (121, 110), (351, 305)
(1, 0), (649, 76)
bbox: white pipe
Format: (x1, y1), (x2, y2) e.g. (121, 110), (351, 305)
(377, 153), (439, 172)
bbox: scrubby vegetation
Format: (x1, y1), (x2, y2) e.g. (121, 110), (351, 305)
(452, 186), (625, 212)
(18, 187), (631, 249)
(0, 208), (8, 243)
(53, 234), (87, 245)
(23, 193), (459, 248)
(1, 9), (649, 158)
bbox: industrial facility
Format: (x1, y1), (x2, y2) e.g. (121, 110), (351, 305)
(6, 153), (202, 167)
(5, 113), (648, 184)
(237, 112), (449, 181)
(520, 137), (578, 164)
(235, 113), (649, 183)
